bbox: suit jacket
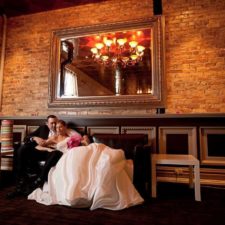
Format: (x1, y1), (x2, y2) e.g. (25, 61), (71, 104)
(24, 125), (50, 144)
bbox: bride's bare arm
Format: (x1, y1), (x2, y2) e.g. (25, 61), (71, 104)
(32, 137), (46, 146)
(35, 136), (58, 152)
(42, 136), (57, 146)
(35, 145), (55, 152)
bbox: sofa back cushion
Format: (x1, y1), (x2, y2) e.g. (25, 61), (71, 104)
(92, 134), (148, 159)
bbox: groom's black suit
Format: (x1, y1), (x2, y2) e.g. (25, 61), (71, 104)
(15, 124), (50, 180)
(13, 125), (62, 195)
(12, 125), (62, 198)
(24, 124), (50, 144)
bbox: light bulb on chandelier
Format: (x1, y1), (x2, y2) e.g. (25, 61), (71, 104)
(90, 32), (145, 67)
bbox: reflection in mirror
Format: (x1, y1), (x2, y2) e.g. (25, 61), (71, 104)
(60, 28), (152, 97)
(49, 16), (165, 108)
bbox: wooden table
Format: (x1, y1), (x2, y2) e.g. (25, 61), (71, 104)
(151, 154), (201, 201)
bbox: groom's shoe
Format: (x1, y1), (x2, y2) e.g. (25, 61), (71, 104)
(6, 179), (26, 199)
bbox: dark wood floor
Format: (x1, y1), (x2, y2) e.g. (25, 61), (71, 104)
(0, 171), (225, 225)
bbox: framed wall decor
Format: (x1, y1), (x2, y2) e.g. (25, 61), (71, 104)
(49, 16), (165, 108)
(199, 127), (225, 166)
(158, 127), (197, 157)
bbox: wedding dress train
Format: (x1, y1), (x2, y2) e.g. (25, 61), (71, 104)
(28, 143), (144, 210)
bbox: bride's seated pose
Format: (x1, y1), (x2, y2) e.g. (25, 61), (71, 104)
(28, 121), (144, 211)
(35, 120), (88, 153)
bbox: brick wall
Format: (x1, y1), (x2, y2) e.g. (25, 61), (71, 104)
(0, 0), (225, 117)
(163, 0), (225, 113)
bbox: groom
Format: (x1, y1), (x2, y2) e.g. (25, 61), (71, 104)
(7, 115), (58, 199)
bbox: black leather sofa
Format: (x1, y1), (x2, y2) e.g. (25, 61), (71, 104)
(13, 133), (152, 198)
(91, 133), (152, 198)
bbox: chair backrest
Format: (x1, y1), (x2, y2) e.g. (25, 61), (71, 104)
(92, 133), (148, 159)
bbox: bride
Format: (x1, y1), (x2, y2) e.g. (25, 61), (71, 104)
(28, 122), (144, 210)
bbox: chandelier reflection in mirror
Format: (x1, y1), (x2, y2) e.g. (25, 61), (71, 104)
(58, 26), (153, 98)
(90, 30), (145, 67)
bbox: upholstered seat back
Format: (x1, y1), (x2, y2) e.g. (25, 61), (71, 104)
(92, 133), (151, 198)
(92, 133), (148, 159)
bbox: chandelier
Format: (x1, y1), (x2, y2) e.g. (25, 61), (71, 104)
(90, 31), (145, 67)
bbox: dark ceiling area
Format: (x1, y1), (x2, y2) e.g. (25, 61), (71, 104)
(0, 0), (106, 17)
(0, 1), (162, 18)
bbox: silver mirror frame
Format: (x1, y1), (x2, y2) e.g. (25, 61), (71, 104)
(48, 16), (165, 108)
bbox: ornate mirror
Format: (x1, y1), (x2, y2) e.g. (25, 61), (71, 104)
(48, 16), (165, 108)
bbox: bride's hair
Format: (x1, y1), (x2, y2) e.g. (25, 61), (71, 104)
(57, 120), (67, 127)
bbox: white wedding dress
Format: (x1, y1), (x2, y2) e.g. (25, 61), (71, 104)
(28, 142), (144, 210)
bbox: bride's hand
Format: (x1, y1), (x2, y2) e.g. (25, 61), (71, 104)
(33, 137), (46, 145)
(81, 135), (90, 146)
